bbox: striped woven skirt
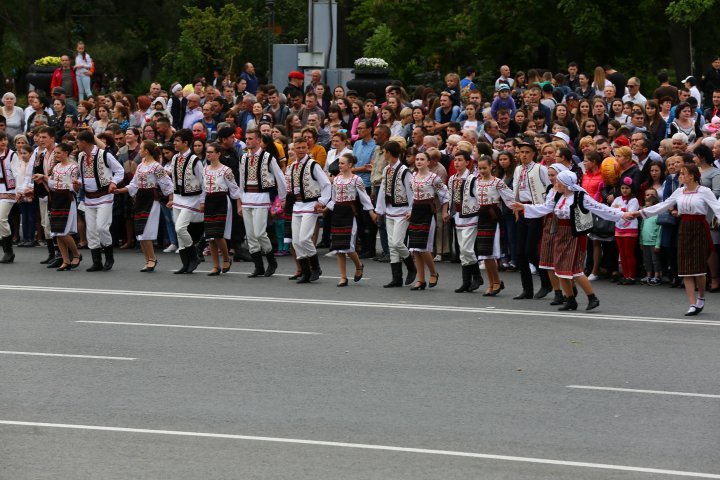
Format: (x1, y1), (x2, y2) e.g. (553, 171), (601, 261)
(133, 189), (157, 237)
(330, 202), (357, 253)
(476, 205), (501, 258)
(678, 214), (712, 277)
(552, 219), (588, 279)
(538, 213), (555, 270)
(49, 191), (76, 236)
(408, 201), (435, 251)
(204, 192), (229, 239)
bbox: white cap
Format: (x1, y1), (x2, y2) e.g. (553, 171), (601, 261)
(553, 132), (570, 144)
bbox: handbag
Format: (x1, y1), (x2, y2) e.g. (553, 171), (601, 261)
(570, 192), (594, 237)
(591, 214), (615, 236)
(656, 210), (678, 227)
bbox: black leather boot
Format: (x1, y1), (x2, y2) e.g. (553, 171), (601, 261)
(384, 262), (403, 288)
(0, 236), (14, 263)
(264, 251), (277, 277)
(455, 265), (472, 293)
(185, 245), (200, 273)
(296, 258), (312, 284)
(248, 252), (265, 278)
(558, 296), (579, 311)
(40, 238), (55, 264)
(469, 262), (483, 291)
(586, 294), (600, 311)
(86, 248), (104, 272)
(174, 248), (189, 274)
(102, 245), (114, 271)
(402, 255), (416, 285)
(549, 290), (565, 306)
(309, 254), (322, 282)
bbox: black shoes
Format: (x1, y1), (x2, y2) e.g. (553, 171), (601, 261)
(549, 290), (565, 306)
(384, 263), (403, 288)
(455, 265), (472, 293)
(586, 294), (600, 311)
(402, 255), (416, 285)
(513, 291), (533, 300)
(102, 245), (114, 271)
(558, 296), (579, 311)
(248, 252), (266, 278)
(0, 236), (14, 263)
(534, 286), (552, 299)
(264, 251), (277, 277)
(140, 259), (157, 272)
(86, 248), (104, 272)
(468, 263), (483, 291)
(410, 281), (426, 291)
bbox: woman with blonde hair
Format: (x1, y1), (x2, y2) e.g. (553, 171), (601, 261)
(592, 66), (611, 97)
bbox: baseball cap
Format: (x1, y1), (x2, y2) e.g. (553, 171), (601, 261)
(52, 87), (66, 96)
(497, 84), (511, 92)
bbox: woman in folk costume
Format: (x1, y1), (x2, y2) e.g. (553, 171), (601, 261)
(325, 153), (377, 286)
(473, 155), (516, 295)
(40, 143), (81, 270)
(629, 163), (720, 316)
(406, 150), (450, 290)
(512, 170), (624, 311)
(113, 140), (174, 272)
(537, 163), (571, 306)
(0, 131), (18, 263)
(200, 143), (243, 276)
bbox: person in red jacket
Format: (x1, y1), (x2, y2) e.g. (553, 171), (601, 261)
(49, 55), (78, 104)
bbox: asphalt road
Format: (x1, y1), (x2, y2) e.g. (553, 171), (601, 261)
(0, 247), (719, 479)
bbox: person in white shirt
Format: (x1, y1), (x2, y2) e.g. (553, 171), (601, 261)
(74, 41), (93, 101)
(287, 137), (331, 283)
(168, 128), (205, 274)
(237, 129), (287, 277)
(682, 76), (703, 106)
(75, 129), (124, 271)
(0, 132), (18, 263)
(622, 77), (647, 107)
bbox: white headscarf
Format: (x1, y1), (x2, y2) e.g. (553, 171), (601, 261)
(557, 170), (585, 192)
(548, 163), (568, 174)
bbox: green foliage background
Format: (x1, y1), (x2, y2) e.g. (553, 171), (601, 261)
(1, 0), (718, 96)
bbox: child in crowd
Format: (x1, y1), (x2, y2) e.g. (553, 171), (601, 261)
(639, 188), (663, 285)
(490, 84), (517, 120)
(611, 177), (640, 284)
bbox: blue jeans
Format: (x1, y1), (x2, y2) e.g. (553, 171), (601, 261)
(19, 201), (36, 242)
(77, 71), (92, 100)
(160, 202), (177, 245)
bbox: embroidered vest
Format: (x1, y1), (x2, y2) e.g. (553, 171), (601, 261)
(291, 158), (321, 202)
(0, 150), (16, 191)
(514, 163), (546, 204)
(173, 153), (202, 196)
(80, 148), (113, 192)
(33, 148), (53, 198)
(242, 150), (277, 191)
(449, 174), (478, 218)
(384, 163), (409, 207)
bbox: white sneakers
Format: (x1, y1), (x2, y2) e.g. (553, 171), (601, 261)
(163, 244), (178, 253)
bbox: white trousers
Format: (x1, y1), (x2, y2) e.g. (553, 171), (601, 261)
(456, 226), (477, 266)
(173, 208), (203, 249)
(243, 207), (272, 254)
(386, 215), (410, 263)
(85, 202), (113, 249)
(292, 213), (319, 259)
(0, 201), (13, 238)
(39, 197), (51, 238)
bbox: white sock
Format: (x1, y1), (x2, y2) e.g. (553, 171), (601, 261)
(696, 297), (705, 309)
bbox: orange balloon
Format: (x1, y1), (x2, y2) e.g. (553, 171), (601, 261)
(601, 157), (620, 186)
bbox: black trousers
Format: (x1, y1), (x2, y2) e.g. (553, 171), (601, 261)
(516, 214), (550, 293)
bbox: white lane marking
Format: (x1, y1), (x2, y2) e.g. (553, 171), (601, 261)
(76, 320), (321, 335)
(0, 421), (717, 478)
(0, 284), (716, 327)
(568, 385), (720, 399)
(0, 351), (135, 361)
(170, 270), (368, 280)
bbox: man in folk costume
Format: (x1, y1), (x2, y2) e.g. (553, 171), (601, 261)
(512, 139), (553, 299)
(168, 128), (205, 274)
(0, 132), (18, 263)
(375, 140), (417, 287)
(238, 129), (286, 277)
(76, 129), (124, 272)
(288, 136), (331, 283)
(31, 126), (61, 267)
